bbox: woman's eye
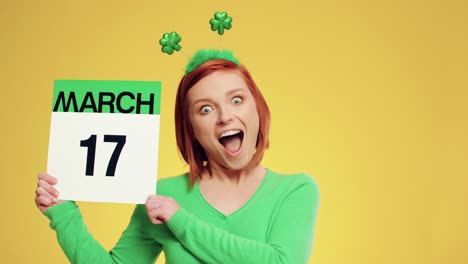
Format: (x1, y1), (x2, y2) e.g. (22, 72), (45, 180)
(200, 106), (213, 113)
(232, 96), (242, 104)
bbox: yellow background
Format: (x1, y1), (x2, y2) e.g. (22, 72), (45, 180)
(1, 0), (466, 263)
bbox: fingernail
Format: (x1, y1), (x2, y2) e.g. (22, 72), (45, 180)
(55, 191), (59, 196)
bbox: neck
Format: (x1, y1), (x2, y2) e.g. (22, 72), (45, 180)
(202, 164), (265, 185)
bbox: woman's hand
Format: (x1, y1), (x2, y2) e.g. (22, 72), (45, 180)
(145, 195), (181, 224)
(35, 173), (63, 213)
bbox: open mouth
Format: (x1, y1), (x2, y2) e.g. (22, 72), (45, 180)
(218, 129), (244, 154)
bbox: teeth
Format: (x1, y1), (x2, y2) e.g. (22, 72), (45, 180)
(219, 130), (241, 139)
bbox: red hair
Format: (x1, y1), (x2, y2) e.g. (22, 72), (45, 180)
(175, 59), (271, 186)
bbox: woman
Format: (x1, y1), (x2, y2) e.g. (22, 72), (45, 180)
(35, 50), (320, 263)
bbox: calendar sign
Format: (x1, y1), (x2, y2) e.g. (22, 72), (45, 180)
(47, 80), (161, 204)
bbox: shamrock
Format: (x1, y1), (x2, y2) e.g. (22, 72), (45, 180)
(159, 32), (182, 55)
(209, 11), (233, 35)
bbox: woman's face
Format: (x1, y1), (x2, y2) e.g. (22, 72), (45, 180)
(187, 70), (260, 171)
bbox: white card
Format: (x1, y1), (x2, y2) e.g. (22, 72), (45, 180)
(47, 80), (161, 204)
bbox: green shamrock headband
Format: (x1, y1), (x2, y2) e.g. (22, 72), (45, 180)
(159, 11), (239, 75)
(185, 49), (240, 75)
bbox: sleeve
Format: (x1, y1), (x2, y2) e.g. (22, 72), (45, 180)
(44, 201), (162, 264)
(166, 179), (320, 264)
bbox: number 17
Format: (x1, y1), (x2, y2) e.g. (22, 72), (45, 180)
(80, 134), (126, 176)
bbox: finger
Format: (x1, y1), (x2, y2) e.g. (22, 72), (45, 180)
(36, 186), (55, 200)
(145, 195), (163, 208)
(149, 194), (169, 201)
(38, 173), (58, 185)
(52, 198), (63, 205)
(35, 195), (52, 207)
(145, 201), (162, 213)
(38, 179), (59, 197)
(149, 215), (164, 224)
(147, 208), (164, 224)
(36, 187), (61, 204)
(146, 194), (158, 203)
(145, 200), (162, 215)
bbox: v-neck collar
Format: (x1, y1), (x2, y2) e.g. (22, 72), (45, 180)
(194, 168), (270, 219)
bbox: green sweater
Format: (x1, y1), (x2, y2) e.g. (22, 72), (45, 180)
(45, 169), (320, 264)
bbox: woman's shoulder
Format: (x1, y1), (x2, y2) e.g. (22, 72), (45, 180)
(267, 169), (318, 185)
(265, 169), (319, 195)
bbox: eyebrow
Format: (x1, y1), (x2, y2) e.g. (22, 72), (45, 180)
(191, 88), (246, 106)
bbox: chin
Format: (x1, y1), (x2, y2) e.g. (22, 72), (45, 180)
(221, 154), (254, 171)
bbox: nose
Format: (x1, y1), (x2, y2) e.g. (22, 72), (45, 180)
(216, 106), (234, 125)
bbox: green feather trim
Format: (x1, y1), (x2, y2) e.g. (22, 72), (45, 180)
(185, 49), (240, 75)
